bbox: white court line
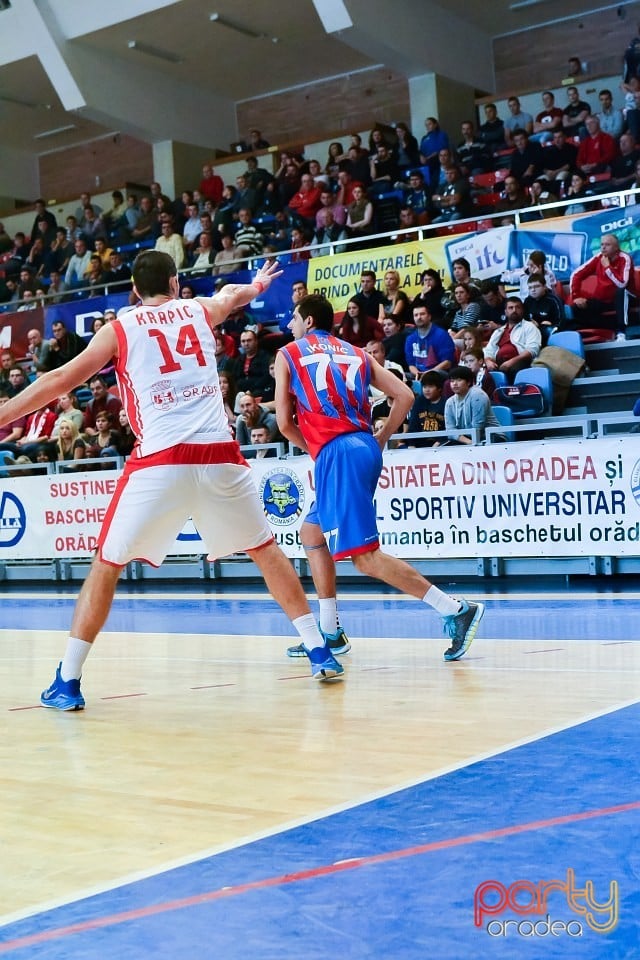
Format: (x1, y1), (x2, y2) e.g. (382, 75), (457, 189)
(1, 591), (640, 602)
(1, 692), (638, 930)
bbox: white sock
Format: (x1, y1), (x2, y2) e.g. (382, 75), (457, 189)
(60, 637), (93, 681)
(318, 598), (339, 634)
(293, 614), (324, 650)
(423, 586), (461, 617)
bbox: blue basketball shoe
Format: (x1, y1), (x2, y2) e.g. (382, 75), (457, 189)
(442, 600), (485, 661)
(40, 663), (85, 711)
(304, 644), (345, 681)
(287, 626), (351, 658)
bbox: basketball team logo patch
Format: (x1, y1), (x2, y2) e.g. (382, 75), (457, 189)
(150, 379), (177, 409)
(259, 469), (305, 525)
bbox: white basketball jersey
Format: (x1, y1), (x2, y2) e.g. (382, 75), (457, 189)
(112, 299), (231, 458)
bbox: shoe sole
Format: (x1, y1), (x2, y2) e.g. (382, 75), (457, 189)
(287, 641), (351, 658)
(40, 699), (85, 711)
(443, 602), (485, 661)
(312, 665), (345, 681)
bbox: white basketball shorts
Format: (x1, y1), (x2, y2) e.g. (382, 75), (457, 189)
(97, 461), (272, 567)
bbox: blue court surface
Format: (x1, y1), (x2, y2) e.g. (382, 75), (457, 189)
(0, 704), (638, 959)
(1, 588), (638, 959)
(1, 588), (639, 641)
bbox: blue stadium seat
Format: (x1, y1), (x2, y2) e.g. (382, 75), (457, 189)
(490, 370), (508, 391)
(547, 330), (585, 360)
(491, 404), (515, 441)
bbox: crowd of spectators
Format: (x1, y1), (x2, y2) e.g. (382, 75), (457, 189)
(2, 67), (640, 312)
(2, 55), (640, 460)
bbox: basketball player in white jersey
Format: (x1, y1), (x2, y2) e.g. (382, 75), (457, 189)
(0, 252), (343, 709)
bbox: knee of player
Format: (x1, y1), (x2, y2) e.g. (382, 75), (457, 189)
(352, 549), (379, 574)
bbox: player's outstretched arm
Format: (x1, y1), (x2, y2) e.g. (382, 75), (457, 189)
(0, 324), (118, 428)
(197, 259), (283, 327)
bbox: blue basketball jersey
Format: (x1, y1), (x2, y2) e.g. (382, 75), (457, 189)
(281, 331), (373, 459)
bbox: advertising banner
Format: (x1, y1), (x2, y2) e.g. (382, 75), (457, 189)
(308, 238), (450, 315)
(1, 439), (639, 561)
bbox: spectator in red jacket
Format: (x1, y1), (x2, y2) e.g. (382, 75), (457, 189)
(286, 174), (323, 231)
(576, 115), (618, 176)
(568, 235), (634, 338)
(198, 164), (224, 205)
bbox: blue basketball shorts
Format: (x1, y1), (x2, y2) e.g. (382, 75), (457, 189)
(304, 431), (382, 560)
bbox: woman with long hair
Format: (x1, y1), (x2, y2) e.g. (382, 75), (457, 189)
(395, 122), (420, 170)
(450, 283), (482, 345)
(325, 142), (344, 186)
(383, 269), (411, 326)
(346, 184), (374, 243)
(338, 298), (382, 348)
(56, 418), (86, 465)
(381, 315), (409, 369)
(412, 268), (447, 327)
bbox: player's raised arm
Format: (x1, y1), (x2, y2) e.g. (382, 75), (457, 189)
(196, 259), (283, 328)
(0, 324), (118, 428)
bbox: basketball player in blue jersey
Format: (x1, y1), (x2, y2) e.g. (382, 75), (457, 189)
(274, 294), (485, 664)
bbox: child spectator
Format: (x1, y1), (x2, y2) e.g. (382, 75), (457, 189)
(459, 348), (497, 399)
(405, 370), (447, 446)
(443, 365), (504, 444)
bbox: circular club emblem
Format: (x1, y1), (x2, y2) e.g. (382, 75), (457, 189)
(630, 458), (640, 507)
(0, 491), (27, 547)
(259, 469), (305, 525)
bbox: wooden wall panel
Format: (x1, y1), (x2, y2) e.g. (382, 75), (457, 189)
(236, 67), (410, 149)
(494, 5), (640, 97)
(38, 134), (153, 205)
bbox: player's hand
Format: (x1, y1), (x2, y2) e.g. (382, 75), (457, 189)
(255, 259), (283, 289)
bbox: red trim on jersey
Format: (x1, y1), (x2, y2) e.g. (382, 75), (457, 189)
(334, 539), (379, 562)
(96, 468), (130, 563)
(127, 440), (248, 471)
(112, 320), (143, 438)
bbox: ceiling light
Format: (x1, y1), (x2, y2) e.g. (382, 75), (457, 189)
(34, 124), (77, 140)
(209, 12), (265, 39)
(127, 40), (183, 64)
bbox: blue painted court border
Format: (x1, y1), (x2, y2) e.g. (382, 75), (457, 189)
(2, 594), (640, 640)
(1, 703), (638, 959)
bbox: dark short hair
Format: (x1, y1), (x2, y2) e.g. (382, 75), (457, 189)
(480, 279), (501, 296)
(420, 370), (445, 388)
(452, 258), (471, 273)
(132, 250), (176, 298)
(89, 375), (108, 387)
(527, 272), (546, 286)
(298, 294), (334, 331)
(506, 296), (524, 306)
(449, 365), (474, 383)
(360, 269), (376, 281)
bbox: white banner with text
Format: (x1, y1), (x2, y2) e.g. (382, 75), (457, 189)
(0, 438), (639, 560)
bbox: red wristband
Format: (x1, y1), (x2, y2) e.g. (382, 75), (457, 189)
(254, 280), (265, 293)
